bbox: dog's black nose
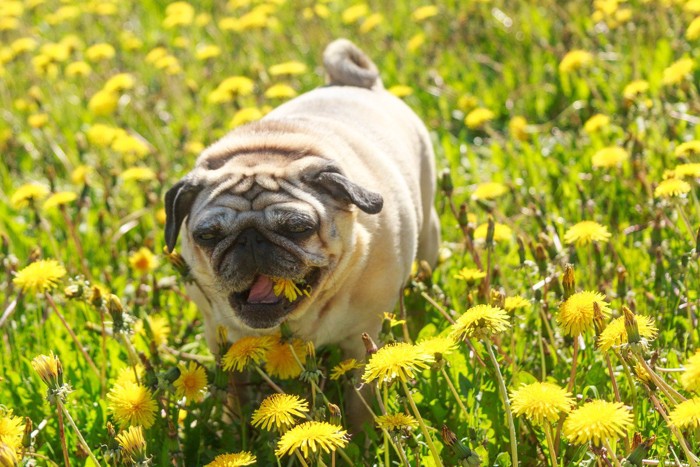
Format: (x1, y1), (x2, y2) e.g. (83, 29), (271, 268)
(236, 228), (265, 246)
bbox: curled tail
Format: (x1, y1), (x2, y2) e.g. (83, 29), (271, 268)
(323, 39), (383, 90)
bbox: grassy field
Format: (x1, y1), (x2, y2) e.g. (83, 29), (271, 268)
(1, 0), (700, 465)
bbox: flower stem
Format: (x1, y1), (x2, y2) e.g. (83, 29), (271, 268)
(484, 339), (518, 467)
(633, 351), (685, 405)
(440, 366), (469, 420)
(400, 380), (444, 467)
(543, 423), (558, 467)
(294, 449), (310, 467)
(45, 292), (100, 379)
(57, 398), (100, 465)
(253, 365), (284, 394)
(649, 393), (699, 467)
(601, 438), (622, 467)
(55, 400), (71, 467)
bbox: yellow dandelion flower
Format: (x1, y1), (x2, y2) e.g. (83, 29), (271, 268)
(13, 259), (67, 294)
(592, 146), (629, 168)
(342, 3), (368, 24)
(388, 85), (414, 97)
(129, 247), (159, 274)
(473, 222), (512, 243)
(195, 44), (221, 60)
(107, 381), (158, 428)
(362, 342), (434, 384)
(359, 12), (383, 33)
(71, 165), (92, 185)
(10, 37), (38, 55)
(174, 361), (207, 402)
(662, 57), (695, 86)
(217, 75), (255, 96)
(407, 32), (426, 53)
(43, 191), (77, 210)
(121, 167), (156, 182)
(681, 350), (700, 393)
(465, 107), (495, 129)
(412, 5), (439, 21)
(330, 358), (363, 380)
(473, 181), (508, 200)
(112, 134), (150, 157)
(558, 291), (611, 337)
(454, 267), (486, 283)
(163, 2), (195, 28)
(104, 73), (135, 93)
(115, 425), (147, 458)
(668, 397), (700, 429)
(205, 452), (256, 467)
(0, 411), (24, 452)
(134, 315), (170, 347)
(415, 336), (457, 358)
(272, 278), (309, 302)
(265, 337), (306, 380)
(597, 314), (657, 351)
(450, 304), (511, 340)
(115, 365), (144, 387)
(559, 50), (594, 74)
(27, 113), (49, 129)
(583, 114), (610, 133)
(88, 89), (119, 116)
(269, 61), (307, 76)
(10, 183), (49, 209)
(675, 140), (700, 158)
(31, 351), (62, 386)
(686, 16), (700, 40)
(563, 400), (632, 444)
(509, 116), (529, 141)
(251, 393), (309, 432)
(276, 421), (348, 458)
(623, 79), (649, 100)
(265, 84), (297, 99)
(510, 382), (574, 425)
(222, 335), (272, 372)
(672, 163), (700, 178)
(66, 60), (92, 77)
(376, 413), (419, 431)
(86, 42), (115, 62)
(654, 178), (691, 198)
(86, 123), (125, 147)
(564, 221), (611, 246)
(504, 296), (531, 312)
(229, 107), (264, 128)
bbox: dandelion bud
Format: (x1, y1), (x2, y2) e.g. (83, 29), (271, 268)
(490, 289), (505, 309)
(616, 264), (627, 301)
(216, 326), (229, 357)
(115, 425), (148, 461)
(279, 321), (294, 342)
(534, 244), (547, 273)
(458, 204), (469, 228)
(562, 264), (576, 299)
(439, 168), (453, 196)
(328, 403), (342, 426)
(625, 434), (655, 466)
(300, 342), (321, 384)
(441, 425), (481, 466)
(485, 216), (495, 247)
(361, 333), (378, 356)
(592, 302), (607, 336)
(516, 235), (526, 264)
(163, 246), (190, 277)
(31, 351), (63, 388)
(89, 286), (103, 308)
(64, 283), (83, 299)
(106, 294), (125, 332)
(622, 306), (641, 347)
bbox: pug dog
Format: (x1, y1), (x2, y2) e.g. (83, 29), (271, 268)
(164, 39), (440, 362)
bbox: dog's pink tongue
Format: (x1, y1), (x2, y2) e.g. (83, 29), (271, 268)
(247, 276), (278, 304)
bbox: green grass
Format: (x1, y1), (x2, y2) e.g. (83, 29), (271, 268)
(1, 0), (699, 465)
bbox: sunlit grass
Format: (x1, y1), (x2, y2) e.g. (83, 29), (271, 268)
(1, 0), (699, 465)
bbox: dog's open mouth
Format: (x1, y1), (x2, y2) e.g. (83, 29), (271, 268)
(228, 269), (320, 329)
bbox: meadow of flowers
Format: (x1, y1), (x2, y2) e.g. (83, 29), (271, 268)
(1, 0), (700, 465)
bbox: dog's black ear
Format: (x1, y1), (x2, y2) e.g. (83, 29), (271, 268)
(164, 180), (203, 252)
(310, 169), (383, 214)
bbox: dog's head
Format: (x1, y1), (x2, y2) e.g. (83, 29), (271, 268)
(164, 121), (383, 330)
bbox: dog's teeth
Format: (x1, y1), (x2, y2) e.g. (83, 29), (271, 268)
(247, 276), (278, 304)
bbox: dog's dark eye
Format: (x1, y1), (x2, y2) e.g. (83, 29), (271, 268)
(281, 216), (316, 237)
(193, 229), (222, 246)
